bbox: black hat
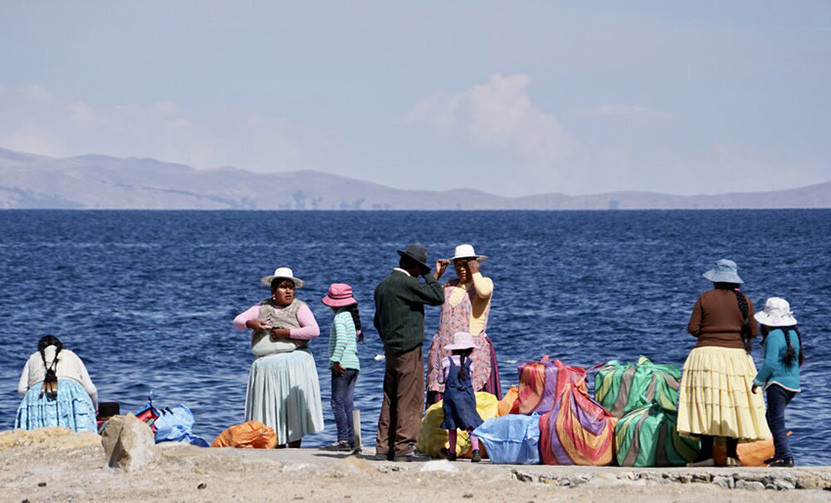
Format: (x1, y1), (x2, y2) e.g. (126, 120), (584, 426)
(397, 243), (431, 273)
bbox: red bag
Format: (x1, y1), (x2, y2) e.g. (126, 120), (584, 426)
(134, 398), (161, 433)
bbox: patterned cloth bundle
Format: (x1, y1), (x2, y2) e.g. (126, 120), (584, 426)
(594, 356), (699, 467)
(537, 360), (616, 466)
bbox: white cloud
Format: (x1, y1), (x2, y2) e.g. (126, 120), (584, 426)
(0, 84), (306, 173)
(398, 74), (829, 196)
(400, 73), (579, 163)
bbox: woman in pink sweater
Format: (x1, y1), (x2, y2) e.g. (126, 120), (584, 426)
(234, 267), (324, 448)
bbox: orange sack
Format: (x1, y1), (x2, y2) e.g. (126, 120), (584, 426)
(212, 421), (278, 449)
(498, 385), (520, 416)
(713, 434), (790, 467)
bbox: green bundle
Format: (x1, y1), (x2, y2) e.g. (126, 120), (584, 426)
(614, 403), (699, 467)
(594, 356), (681, 417)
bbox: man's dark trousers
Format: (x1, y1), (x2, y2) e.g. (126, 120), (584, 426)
(375, 345), (424, 458)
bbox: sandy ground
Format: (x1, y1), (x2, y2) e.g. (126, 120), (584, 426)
(1, 429), (830, 503)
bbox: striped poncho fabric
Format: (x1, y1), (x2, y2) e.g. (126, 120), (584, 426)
(594, 356), (681, 418)
(537, 360), (616, 466)
(594, 356), (700, 467)
(614, 403), (699, 467)
(515, 360), (559, 414)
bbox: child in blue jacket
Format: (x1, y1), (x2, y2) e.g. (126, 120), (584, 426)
(752, 297), (803, 468)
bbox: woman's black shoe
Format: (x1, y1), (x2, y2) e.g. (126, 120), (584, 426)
(768, 458), (794, 467)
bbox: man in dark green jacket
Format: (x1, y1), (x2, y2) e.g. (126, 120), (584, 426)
(374, 243), (444, 461)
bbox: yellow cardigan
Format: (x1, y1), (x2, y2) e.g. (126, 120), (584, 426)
(446, 272), (493, 335)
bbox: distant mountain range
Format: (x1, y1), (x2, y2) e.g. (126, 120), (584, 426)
(1, 147), (829, 210)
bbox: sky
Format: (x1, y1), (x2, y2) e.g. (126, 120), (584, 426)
(1, 1), (830, 197)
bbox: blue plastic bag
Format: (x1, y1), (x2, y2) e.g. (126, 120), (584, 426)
(153, 404), (208, 447)
(473, 414), (541, 464)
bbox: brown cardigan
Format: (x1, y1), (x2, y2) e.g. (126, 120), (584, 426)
(687, 289), (758, 349)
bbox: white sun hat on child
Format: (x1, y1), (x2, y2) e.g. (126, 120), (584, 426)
(443, 331), (480, 351)
(754, 297), (797, 327)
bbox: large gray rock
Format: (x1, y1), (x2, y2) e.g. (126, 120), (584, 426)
(101, 413), (158, 471)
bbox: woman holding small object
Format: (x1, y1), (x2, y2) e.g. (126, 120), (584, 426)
(427, 244), (500, 406)
(234, 267), (324, 447)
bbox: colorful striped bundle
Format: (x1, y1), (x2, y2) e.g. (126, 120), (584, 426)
(614, 403), (699, 467)
(515, 359), (558, 414)
(594, 356), (681, 417)
(538, 360), (616, 466)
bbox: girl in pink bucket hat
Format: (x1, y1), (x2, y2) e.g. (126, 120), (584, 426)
(438, 331), (484, 462)
(322, 283), (362, 451)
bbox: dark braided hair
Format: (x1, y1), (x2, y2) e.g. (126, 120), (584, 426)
(715, 283), (753, 353)
(38, 335), (63, 365)
(761, 325), (804, 367)
(454, 348), (474, 380)
(343, 304), (363, 343)
(38, 335), (62, 399)
(782, 326), (804, 367)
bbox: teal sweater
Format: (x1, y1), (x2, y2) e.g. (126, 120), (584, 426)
(328, 309), (360, 370)
(374, 269), (444, 354)
(754, 328), (801, 392)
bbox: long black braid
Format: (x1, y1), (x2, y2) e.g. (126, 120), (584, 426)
(733, 290), (753, 353)
(38, 335), (63, 367)
(37, 335), (62, 399)
(717, 283), (753, 353)
(782, 325), (804, 367)
(343, 304), (363, 343)
(456, 348), (473, 381)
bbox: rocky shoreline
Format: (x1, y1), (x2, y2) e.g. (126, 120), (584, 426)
(2, 428), (830, 502)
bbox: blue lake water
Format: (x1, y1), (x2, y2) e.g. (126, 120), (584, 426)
(0, 210), (828, 464)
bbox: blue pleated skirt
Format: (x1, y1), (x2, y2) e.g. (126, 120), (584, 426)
(245, 349), (324, 444)
(15, 378), (97, 433)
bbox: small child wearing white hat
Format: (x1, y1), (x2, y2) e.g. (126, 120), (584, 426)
(752, 297), (804, 468)
(438, 332), (484, 462)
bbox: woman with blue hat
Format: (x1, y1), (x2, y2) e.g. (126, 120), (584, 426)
(676, 259), (771, 466)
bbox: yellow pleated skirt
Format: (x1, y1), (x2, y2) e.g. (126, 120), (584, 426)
(676, 346), (771, 441)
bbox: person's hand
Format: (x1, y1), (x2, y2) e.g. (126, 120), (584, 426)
(434, 259), (450, 280)
(246, 320), (271, 331)
(270, 328), (292, 339)
(333, 362), (346, 376)
(467, 258), (480, 275)
(752, 384), (760, 394)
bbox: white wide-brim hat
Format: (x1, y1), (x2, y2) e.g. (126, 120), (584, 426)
(443, 331), (480, 351)
(702, 258), (743, 284)
(260, 267), (305, 288)
(754, 297), (798, 327)
(447, 244), (488, 263)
